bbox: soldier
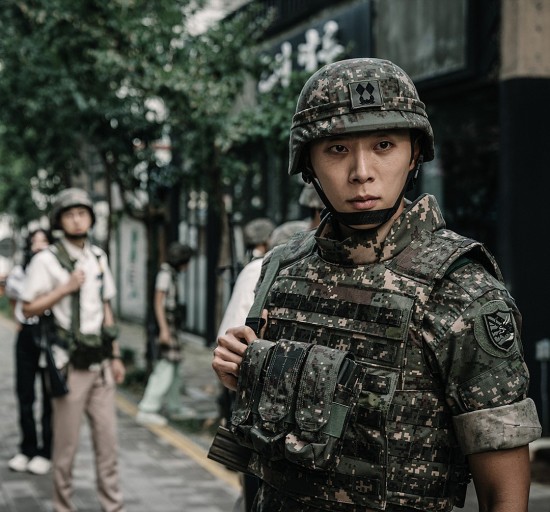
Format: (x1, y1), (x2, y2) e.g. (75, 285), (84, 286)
(137, 241), (195, 426)
(212, 58), (542, 511)
(22, 188), (125, 512)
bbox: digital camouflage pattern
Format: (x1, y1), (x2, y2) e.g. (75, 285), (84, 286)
(288, 58), (435, 176)
(236, 194), (541, 512)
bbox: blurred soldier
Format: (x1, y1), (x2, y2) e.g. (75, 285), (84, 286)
(298, 182), (324, 229)
(217, 217), (276, 424)
(213, 59), (541, 511)
(137, 242), (195, 426)
(22, 188), (125, 512)
(217, 217), (275, 512)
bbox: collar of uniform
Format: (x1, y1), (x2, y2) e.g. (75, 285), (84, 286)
(60, 236), (92, 261)
(315, 194), (445, 265)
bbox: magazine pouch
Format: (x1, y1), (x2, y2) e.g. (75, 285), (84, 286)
(249, 339), (312, 460)
(230, 339), (276, 448)
(285, 344), (361, 471)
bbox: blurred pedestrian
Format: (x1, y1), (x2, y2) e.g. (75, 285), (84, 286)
(6, 228), (53, 475)
(217, 218), (276, 349)
(212, 58), (541, 511)
(22, 188), (125, 512)
(136, 242), (195, 426)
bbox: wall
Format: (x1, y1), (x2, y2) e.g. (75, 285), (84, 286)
(110, 214), (147, 321)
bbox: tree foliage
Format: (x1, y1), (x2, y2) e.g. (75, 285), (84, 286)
(0, 0), (301, 228)
(0, 0), (203, 224)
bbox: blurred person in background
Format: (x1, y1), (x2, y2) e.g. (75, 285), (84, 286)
(136, 242), (195, 426)
(22, 187), (125, 512)
(6, 228), (53, 475)
(216, 218), (276, 428)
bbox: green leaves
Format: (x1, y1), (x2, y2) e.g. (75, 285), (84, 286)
(0, 0), (304, 225)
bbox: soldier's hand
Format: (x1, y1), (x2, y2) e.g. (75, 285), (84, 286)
(212, 324), (257, 391)
(110, 358), (126, 384)
(66, 269), (85, 293)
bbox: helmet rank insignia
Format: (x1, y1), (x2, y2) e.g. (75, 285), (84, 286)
(349, 80), (383, 109)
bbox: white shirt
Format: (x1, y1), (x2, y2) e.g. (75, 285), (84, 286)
(217, 257), (263, 338)
(5, 265), (38, 325)
(22, 238), (116, 335)
(155, 264), (178, 311)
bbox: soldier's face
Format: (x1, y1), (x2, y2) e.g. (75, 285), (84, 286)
(309, 130), (418, 229)
(60, 206), (92, 237)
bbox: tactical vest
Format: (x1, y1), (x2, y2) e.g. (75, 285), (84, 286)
(231, 228), (501, 512)
(48, 241), (109, 368)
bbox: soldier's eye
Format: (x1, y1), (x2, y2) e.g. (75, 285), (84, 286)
(375, 140), (393, 151)
(329, 144), (347, 153)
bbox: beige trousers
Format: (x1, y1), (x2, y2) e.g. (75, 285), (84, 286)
(52, 363), (124, 512)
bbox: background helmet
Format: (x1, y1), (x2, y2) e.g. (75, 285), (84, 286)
(288, 58), (435, 177)
(268, 220), (309, 250)
(243, 218), (276, 248)
(50, 187), (95, 230)
(166, 242), (195, 268)
(298, 183), (325, 210)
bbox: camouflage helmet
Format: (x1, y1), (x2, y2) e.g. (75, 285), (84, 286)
(50, 187), (95, 229)
(288, 58), (434, 176)
(269, 220), (309, 249)
(166, 242), (195, 268)
(243, 218), (276, 247)
(298, 183), (325, 210)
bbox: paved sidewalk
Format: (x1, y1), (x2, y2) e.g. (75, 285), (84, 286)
(0, 316), (239, 512)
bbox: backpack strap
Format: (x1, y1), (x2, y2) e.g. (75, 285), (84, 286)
(49, 242), (106, 341)
(246, 231), (317, 335)
(49, 242), (80, 339)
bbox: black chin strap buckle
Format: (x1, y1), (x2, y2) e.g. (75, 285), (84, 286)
(408, 155), (424, 192)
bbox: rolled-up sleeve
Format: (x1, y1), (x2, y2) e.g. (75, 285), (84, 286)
(453, 398), (542, 454)
(425, 261), (542, 454)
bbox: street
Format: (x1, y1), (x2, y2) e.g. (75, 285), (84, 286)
(1, 315), (549, 511)
(0, 315), (239, 511)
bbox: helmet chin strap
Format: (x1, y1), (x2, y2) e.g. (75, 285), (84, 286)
(304, 156), (423, 228)
(65, 232), (88, 241)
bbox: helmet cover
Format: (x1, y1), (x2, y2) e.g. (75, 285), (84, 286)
(50, 187), (95, 229)
(288, 58), (434, 176)
(166, 242), (195, 268)
(243, 218), (276, 247)
(298, 183), (325, 210)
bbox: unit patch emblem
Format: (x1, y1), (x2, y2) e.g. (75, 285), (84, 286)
(474, 300), (517, 358)
(349, 80), (383, 109)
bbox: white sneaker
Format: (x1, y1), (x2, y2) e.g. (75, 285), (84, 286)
(136, 411), (168, 426)
(8, 454), (29, 472)
(27, 456), (51, 475)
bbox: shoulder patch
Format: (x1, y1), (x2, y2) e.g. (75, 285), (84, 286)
(474, 300), (517, 358)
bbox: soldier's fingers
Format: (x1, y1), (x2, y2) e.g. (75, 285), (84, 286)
(217, 332), (249, 355)
(212, 342), (244, 365)
(225, 324), (257, 344)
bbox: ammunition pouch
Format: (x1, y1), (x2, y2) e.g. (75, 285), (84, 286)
(56, 327), (109, 369)
(229, 339), (362, 472)
(207, 426), (253, 474)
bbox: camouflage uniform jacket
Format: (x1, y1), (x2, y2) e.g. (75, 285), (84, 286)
(232, 194), (541, 512)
